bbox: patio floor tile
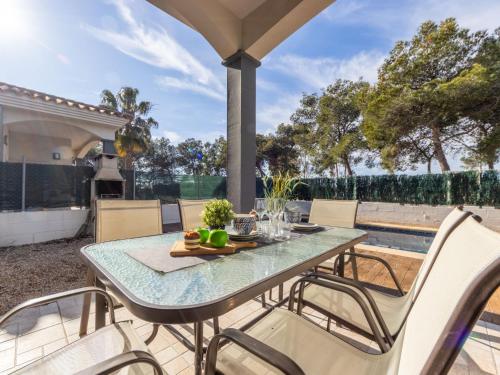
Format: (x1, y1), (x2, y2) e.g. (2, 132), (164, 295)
(1, 257), (498, 375)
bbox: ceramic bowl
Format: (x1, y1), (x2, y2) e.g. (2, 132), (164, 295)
(285, 210), (302, 224)
(233, 214), (256, 235)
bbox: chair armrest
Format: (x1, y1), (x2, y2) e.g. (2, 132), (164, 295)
(289, 274), (393, 350)
(334, 252), (405, 296)
(74, 349), (163, 375)
(0, 287), (115, 327)
(205, 328), (305, 375)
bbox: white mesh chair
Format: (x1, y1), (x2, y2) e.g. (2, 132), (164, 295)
(309, 199), (359, 276)
(204, 214), (500, 374)
(178, 199), (212, 230)
(1, 288), (163, 374)
(298, 207), (471, 345)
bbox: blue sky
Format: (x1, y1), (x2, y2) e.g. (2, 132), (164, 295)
(1, 0), (498, 174)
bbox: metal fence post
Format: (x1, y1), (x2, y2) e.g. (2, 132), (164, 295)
(133, 167), (136, 200)
(21, 156), (26, 211)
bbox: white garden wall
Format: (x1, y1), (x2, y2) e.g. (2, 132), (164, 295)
(356, 202), (500, 232)
(0, 208), (89, 247)
(1, 201), (497, 247)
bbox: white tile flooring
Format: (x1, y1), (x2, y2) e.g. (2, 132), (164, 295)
(1, 282), (499, 374)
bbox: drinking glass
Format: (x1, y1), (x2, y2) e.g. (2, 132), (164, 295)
(254, 198), (266, 233)
(280, 214), (292, 240)
(269, 198), (288, 240)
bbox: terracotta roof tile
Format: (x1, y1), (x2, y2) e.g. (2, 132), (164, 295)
(0, 82), (130, 119)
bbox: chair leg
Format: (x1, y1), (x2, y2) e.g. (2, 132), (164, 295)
(261, 293), (266, 308)
(350, 247), (359, 281)
(79, 269), (95, 337)
(337, 252), (346, 277)
(145, 324), (160, 345)
(95, 277), (106, 330)
(278, 283), (284, 301)
(326, 317), (331, 332)
(213, 317), (220, 335)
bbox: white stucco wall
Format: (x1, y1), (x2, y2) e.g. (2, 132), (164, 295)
(0, 209), (89, 247)
(8, 132), (74, 165)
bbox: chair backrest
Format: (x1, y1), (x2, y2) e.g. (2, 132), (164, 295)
(391, 216), (500, 374)
(308, 199), (358, 228)
(178, 199), (212, 230)
(409, 207), (471, 301)
(95, 199), (163, 243)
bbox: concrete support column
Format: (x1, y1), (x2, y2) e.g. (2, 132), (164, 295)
(223, 51), (260, 213)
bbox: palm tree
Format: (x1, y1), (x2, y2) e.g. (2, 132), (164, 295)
(100, 87), (158, 169)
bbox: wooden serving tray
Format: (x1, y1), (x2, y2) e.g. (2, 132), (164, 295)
(170, 240), (257, 257)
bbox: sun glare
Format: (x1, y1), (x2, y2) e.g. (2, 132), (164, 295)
(0, 0), (31, 40)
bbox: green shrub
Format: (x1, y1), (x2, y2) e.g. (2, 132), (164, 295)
(201, 199), (235, 228)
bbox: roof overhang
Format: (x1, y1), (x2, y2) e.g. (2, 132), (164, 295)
(0, 82), (129, 129)
(147, 0), (335, 61)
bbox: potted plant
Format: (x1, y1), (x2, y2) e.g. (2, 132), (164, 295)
(201, 199), (235, 230)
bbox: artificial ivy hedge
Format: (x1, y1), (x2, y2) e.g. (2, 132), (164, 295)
(294, 170), (499, 207)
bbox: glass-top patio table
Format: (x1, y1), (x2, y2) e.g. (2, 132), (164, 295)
(80, 227), (367, 374)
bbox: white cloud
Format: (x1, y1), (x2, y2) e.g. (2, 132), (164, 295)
(257, 93), (302, 130)
(410, 0), (500, 33)
(257, 77), (280, 92)
(163, 130), (182, 144)
(322, 0), (366, 22)
(82, 0), (224, 100)
(267, 50), (385, 89)
(197, 130), (226, 144)
(156, 76), (225, 102)
(323, 0), (499, 41)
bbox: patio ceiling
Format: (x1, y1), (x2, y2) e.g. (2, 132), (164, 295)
(148, 0), (334, 60)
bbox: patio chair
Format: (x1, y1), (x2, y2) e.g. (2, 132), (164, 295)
(95, 199), (163, 242)
(1, 287), (163, 374)
(178, 199), (212, 230)
(204, 214), (500, 374)
(81, 200), (164, 337)
(295, 207), (471, 346)
(309, 199), (359, 277)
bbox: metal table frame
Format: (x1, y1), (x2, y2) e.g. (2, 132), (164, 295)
(80, 231), (367, 374)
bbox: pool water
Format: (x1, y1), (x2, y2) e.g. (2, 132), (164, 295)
(356, 224), (435, 254)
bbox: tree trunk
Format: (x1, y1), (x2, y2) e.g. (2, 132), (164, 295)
(487, 160), (494, 170)
(427, 158), (432, 174)
(343, 156), (353, 176)
(431, 126), (450, 172)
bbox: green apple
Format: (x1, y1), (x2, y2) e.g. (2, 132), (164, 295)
(196, 227), (210, 244)
(209, 229), (228, 248)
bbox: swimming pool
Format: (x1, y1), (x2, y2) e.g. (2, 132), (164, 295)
(356, 224), (435, 254)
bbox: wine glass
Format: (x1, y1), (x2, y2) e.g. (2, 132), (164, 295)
(254, 198), (266, 233)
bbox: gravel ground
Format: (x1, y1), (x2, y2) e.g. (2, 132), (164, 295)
(0, 237), (93, 314)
